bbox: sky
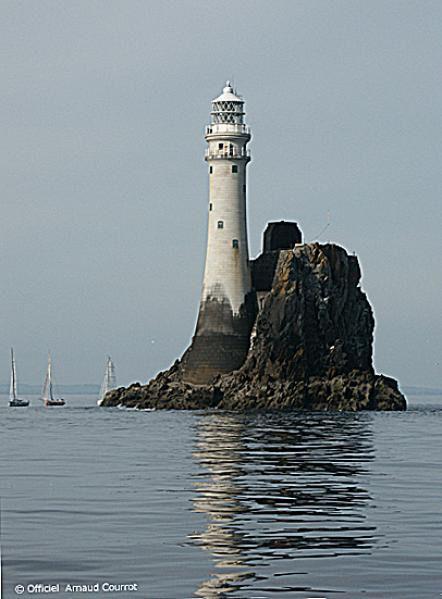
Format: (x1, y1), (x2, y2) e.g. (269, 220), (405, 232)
(1, 0), (441, 389)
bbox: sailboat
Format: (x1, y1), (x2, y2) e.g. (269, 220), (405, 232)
(41, 353), (65, 407)
(97, 356), (116, 406)
(9, 348), (29, 407)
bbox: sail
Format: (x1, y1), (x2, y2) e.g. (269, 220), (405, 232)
(42, 354), (53, 401)
(99, 357), (116, 401)
(9, 348), (18, 401)
(41, 373), (49, 400)
(107, 358), (116, 390)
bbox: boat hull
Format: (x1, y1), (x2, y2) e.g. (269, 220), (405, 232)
(9, 399), (30, 407)
(43, 399), (65, 407)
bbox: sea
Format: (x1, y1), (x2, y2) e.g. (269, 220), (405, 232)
(0, 394), (441, 599)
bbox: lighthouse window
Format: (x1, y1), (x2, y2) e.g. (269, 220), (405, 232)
(218, 143), (223, 150)
(243, 184), (246, 193)
(232, 239), (239, 248)
(217, 220), (224, 229)
(232, 165), (238, 173)
(209, 166), (213, 174)
(209, 203), (213, 211)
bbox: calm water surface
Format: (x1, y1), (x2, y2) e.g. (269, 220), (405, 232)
(0, 394), (441, 598)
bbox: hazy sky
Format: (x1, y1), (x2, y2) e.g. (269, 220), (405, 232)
(1, 1), (441, 388)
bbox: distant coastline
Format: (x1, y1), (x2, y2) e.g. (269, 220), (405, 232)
(0, 384), (100, 395)
(402, 386), (442, 397)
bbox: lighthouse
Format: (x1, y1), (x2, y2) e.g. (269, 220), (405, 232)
(182, 82), (256, 384)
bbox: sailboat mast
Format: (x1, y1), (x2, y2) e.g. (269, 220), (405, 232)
(48, 354), (54, 401)
(107, 357), (112, 388)
(108, 357), (116, 389)
(10, 348), (17, 401)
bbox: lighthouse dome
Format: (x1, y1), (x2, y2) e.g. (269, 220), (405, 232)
(213, 81), (243, 103)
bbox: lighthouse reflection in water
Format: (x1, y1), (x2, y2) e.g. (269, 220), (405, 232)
(190, 412), (377, 597)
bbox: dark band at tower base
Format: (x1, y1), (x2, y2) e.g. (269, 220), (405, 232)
(181, 334), (250, 385)
(181, 222), (302, 384)
(181, 292), (257, 384)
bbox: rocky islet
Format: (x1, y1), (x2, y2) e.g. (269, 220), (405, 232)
(102, 242), (406, 411)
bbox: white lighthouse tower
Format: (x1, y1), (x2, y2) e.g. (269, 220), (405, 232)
(182, 82), (256, 384)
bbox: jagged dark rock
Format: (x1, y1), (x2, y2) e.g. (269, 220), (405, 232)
(102, 243), (406, 411)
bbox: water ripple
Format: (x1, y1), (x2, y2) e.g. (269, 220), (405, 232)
(190, 412), (380, 596)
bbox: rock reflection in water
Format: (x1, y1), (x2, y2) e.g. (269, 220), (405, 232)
(190, 412), (378, 597)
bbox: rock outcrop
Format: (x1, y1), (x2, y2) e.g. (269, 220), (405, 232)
(102, 243), (406, 411)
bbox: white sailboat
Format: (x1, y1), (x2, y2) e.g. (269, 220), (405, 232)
(41, 353), (65, 407)
(97, 356), (116, 405)
(9, 348), (29, 407)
